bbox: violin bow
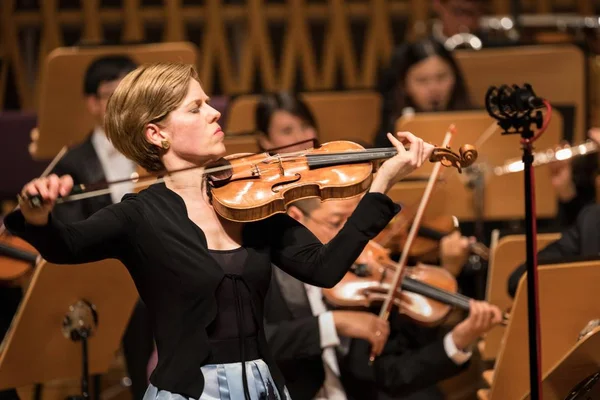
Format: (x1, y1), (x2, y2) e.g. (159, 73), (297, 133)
(2, 146), (69, 233)
(370, 126), (455, 363)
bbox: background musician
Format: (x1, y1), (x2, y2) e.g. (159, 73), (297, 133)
(373, 38), (472, 148)
(265, 195), (503, 400)
(255, 91), (501, 399)
(547, 127), (600, 229)
(430, 0), (488, 45)
(49, 55), (154, 400)
(508, 199), (600, 299)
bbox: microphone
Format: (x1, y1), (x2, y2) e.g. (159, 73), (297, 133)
(486, 83), (544, 116)
(485, 83), (546, 136)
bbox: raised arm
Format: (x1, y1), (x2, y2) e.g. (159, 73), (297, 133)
(265, 193), (400, 287)
(265, 132), (434, 287)
(4, 174), (134, 264)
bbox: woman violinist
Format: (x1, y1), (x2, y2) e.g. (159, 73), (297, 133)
(5, 63), (434, 400)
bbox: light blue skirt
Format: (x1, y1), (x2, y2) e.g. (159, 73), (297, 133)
(143, 359), (291, 400)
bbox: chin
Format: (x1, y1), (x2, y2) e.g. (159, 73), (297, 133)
(211, 143), (227, 158)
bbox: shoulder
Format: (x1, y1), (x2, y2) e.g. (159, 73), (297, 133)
(576, 203), (600, 224)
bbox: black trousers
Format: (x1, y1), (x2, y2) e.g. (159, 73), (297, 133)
(122, 300), (155, 400)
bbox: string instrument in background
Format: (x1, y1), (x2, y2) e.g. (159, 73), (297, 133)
(374, 212), (490, 262)
(26, 140), (479, 223)
(322, 240), (506, 327)
(493, 139), (599, 176)
(0, 146), (68, 282)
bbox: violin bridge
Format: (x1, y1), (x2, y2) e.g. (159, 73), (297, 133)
(276, 155), (285, 175)
(251, 164), (261, 177)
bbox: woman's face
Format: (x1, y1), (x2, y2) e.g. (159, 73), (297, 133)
(404, 55), (457, 112)
(159, 79), (224, 166)
(259, 110), (318, 153)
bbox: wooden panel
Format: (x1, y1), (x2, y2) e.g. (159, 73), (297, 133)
(455, 45), (586, 143)
(397, 110), (563, 220)
(225, 91), (382, 145)
(31, 42), (198, 160)
(481, 233), (561, 361)
(486, 261), (600, 400)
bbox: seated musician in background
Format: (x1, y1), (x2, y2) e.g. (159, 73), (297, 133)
(429, 0), (489, 46)
(255, 92), (319, 153)
(546, 127), (600, 229)
(256, 92), (501, 399)
(50, 55), (154, 400)
(507, 196), (600, 299)
(373, 38), (472, 148)
(265, 195), (503, 400)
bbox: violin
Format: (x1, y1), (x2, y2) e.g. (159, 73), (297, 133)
(374, 213), (490, 261)
(322, 240), (487, 326)
(25, 140), (478, 223)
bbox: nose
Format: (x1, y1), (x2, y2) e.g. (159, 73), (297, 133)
(207, 104), (221, 123)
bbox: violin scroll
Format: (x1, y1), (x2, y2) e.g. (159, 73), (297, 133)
(429, 144), (478, 173)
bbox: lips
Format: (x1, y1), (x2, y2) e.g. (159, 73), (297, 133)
(214, 127), (223, 135)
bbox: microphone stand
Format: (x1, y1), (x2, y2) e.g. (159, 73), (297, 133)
(486, 84), (548, 400)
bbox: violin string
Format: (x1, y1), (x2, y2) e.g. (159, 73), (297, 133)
(403, 277), (471, 309)
(51, 155), (284, 204)
(52, 147), (409, 204)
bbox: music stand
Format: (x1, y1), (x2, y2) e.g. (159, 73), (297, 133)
(31, 42), (198, 160)
(478, 261), (600, 400)
(0, 258), (138, 399)
(521, 327), (600, 400)
(480, 232), (561, 361)
(395, 109), (563, 221)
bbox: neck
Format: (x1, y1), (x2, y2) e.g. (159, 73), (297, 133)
(163, 161), (207, 201)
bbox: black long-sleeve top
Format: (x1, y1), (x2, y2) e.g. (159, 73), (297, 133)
(508, 203), (600, 298)
(4, 182), (400, 399)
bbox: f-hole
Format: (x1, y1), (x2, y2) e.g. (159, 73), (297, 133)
(272, 174), (302, 193)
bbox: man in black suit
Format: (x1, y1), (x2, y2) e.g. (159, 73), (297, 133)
(50, 55), (154, 400)
(264, 196), (503, 400)
(508, 203), (600, 298)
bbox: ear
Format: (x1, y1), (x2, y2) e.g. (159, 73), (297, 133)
(85, 95), (100, 116)
(257, 134), (272, 151)
(145, 123), (167, 148)
(286, 205), (305, 223)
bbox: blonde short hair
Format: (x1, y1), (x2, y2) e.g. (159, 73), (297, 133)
(104, 62), (199, 172)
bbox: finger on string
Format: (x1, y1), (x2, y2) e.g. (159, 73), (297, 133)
(395, 131), (417, 145)
(473, 302), (485, 328)
(387, 133), (407, 153)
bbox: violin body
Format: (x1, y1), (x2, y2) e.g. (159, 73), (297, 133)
(323, 240), (468, 326)
(0, 232), (38, 281)
(208, 140), (477, 222)
(209, 141), (374, 222)
(323, 262), (458, 326)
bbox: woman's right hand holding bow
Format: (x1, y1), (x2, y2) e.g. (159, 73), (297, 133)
(18, 174), (73, 226)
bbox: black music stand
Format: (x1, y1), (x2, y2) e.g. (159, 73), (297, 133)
(0, 258), (138, 399)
